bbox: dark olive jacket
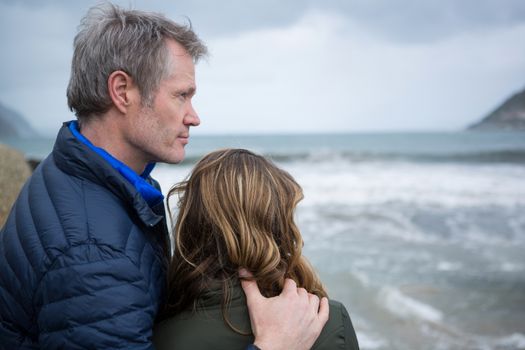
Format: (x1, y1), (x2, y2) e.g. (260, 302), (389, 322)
(153, 283), (360, 350)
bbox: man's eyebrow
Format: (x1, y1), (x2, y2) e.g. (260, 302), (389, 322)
(185, 87), (197, 97)
(172, 86), (196, 97)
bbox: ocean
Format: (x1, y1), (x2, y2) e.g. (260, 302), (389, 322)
(3, 131), (525, 350)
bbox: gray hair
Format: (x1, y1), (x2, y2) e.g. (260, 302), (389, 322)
(67, 3), (208, 120)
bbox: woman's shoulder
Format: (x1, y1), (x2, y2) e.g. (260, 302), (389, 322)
(153, 286), (253, 350)
(312, 299), (360, 350)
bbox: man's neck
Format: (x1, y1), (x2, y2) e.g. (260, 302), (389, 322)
(79, 114), (147, 174)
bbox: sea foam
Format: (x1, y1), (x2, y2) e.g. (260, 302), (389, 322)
(495, 333), (525, 349)
(377, 287), (444, 323)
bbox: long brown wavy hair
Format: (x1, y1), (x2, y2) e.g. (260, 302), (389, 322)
(163, 149), (327, 324)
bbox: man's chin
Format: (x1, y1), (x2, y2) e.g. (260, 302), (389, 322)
(164, 151), (185, 165)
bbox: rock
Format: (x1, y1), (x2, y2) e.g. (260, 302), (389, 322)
(0, 144), (32, 227)
(0, 101), (38, 138)
(468, 87), (525, 131)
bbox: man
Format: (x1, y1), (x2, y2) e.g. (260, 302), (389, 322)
(0, 4), (328, 349)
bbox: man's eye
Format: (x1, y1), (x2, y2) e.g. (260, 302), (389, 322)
(179, 92), (193, 101)
(175, 89), (195, 100)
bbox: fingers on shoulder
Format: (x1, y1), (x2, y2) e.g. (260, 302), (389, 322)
(308, 292), (320, 310)
(317, 297), (330, 324)
(240, 277), (264, 305)
(282, 278), (298, 294)
(240, 278), (258, 294)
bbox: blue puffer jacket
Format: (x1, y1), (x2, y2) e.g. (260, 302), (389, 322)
(0, 122), (169, 349)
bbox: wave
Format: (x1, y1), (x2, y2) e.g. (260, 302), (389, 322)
(181, 149), (525, 165)
(495, 333), (525, 349)
(377, 286), (444, 323)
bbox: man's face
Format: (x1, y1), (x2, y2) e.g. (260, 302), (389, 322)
(125, 39), (200, 166)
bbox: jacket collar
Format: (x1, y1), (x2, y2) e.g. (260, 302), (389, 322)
(197, 279), (247, 308)
(52, 121), (164, 227)
(68, 121), (164, 207)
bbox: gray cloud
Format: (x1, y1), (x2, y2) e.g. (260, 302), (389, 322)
(141, 0), (525, 42)
(0, 0), (524, 134)
(330, 0), (525, 43)
(4, 0), (525, 42)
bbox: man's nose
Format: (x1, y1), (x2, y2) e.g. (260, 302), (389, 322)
(185, 104), (200, 126)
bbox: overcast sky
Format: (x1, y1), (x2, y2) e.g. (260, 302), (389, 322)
(1, 0), (524, 135)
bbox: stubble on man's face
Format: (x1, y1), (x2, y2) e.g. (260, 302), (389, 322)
(124, 40), (198, 169)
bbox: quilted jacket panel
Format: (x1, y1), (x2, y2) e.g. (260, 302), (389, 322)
(0, 122), (169, 349)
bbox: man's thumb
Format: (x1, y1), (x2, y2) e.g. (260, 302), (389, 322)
(239, 268), (263, 304)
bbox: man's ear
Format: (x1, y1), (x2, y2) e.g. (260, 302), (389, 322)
(107, 70), (137, 114)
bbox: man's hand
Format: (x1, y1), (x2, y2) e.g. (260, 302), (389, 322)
(240, 269), (329, 350)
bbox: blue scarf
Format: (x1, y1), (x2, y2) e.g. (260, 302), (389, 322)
(68, 121), (164, 207)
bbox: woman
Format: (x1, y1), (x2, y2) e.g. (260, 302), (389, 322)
(154, 149), (359, 349)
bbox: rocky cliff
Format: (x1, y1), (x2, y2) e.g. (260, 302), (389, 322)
(468, 88), (525, 131)
(0, 101), (37, 138)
